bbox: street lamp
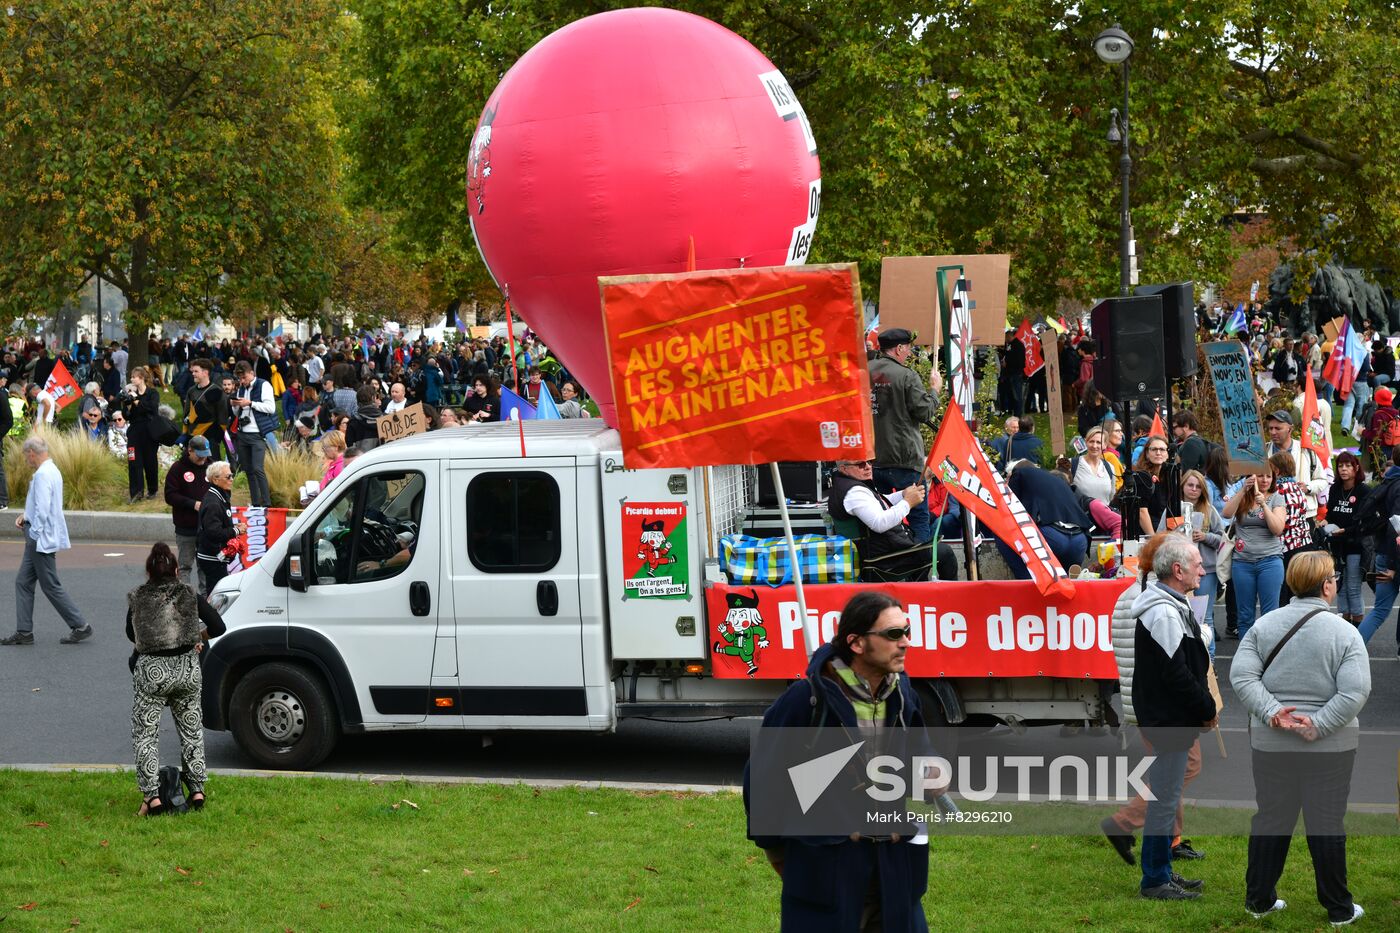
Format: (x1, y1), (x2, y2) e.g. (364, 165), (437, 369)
(1094, 24), (1135, 296)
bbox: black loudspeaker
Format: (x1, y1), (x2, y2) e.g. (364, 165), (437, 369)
(1136, 281), (1198, 378)
(1092, 295), (1168, 400)
(755, 462), (824, 506)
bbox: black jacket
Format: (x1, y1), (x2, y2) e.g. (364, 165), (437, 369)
(345, 402), (383, 448)
(197, 486), (236, 558)
(1128, 583), (1215, 751)
(165, 455), (211, 534)
(1007, 465), (1092, 533)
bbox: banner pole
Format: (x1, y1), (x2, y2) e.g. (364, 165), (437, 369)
(770, 462), (816, 657)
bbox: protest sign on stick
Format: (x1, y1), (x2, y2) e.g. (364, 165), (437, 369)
(1202, 341), (1268, 473)
(879, 255), (1010, 347)
(377, 403), (427, 444)
(1042, 330), (1065, 455)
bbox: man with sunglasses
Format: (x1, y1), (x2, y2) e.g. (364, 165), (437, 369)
(744, 592), (934, 931)
(829, 457), (958, 582)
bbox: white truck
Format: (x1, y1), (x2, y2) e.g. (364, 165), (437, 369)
(202, 420), (1121, 769)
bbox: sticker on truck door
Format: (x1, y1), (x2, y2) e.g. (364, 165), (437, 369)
(621, 502), (689, 599)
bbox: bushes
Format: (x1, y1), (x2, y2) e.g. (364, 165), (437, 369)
(4, 428), (128, 511)
(265, 446), (323, 508)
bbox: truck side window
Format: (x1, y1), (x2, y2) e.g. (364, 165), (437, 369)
(310, 471), (426, 585)
(467, 471), (560, 572)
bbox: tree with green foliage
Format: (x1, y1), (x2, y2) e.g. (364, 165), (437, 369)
(346, 0), (1400, 321)
(0, 0), (345, 354)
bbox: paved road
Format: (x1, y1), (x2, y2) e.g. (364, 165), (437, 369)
(3, 542), (1397, 812)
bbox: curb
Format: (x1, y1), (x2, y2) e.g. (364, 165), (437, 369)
(0, 510), (174, 544)
(6, 764), (1394, 814)
(3, 762), (737, 796)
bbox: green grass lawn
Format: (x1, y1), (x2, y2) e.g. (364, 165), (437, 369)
(3, 770), (1399, 931)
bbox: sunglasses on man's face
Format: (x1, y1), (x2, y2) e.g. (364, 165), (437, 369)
(866, 625), (912, 642)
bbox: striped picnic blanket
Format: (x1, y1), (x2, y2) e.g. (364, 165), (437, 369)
(720, 534), (858, 587)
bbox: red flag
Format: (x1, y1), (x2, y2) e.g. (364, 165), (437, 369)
(42, 359), (82, 412)
(1300, 374), (1333, 466)
(926, 399), (1074, 597)
(1015, 321), (1044, 377)
(1149, 410), (1166, 438)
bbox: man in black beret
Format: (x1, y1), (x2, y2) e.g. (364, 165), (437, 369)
(869, 328), (941, 545)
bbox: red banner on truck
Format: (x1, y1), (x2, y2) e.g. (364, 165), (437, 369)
(706, 579), (1132, 680)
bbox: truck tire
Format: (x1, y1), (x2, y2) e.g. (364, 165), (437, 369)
(229, 662), (339, 770)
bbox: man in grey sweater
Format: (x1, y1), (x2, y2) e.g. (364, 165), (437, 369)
(1230, 550), (1371, 925)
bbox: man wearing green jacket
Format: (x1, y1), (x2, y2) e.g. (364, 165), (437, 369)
(869, 328), (940, 544)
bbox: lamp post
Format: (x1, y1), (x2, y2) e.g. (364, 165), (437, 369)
(1094, 24), (1135, 296)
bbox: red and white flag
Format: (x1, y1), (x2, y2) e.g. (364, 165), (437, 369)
(926, 399), (1074, 598)
(1321, 316), (1368, 401)
(1300, 373), (1333, 466)
(42, 359), (82, 412)
(1015, 320), (1044, 377)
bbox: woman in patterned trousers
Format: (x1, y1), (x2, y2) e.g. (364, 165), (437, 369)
(126, 542), (226, 816)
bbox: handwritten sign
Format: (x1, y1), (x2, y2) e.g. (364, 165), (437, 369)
(377, 402), (427, 443)
(1202, 342), (1267, 472)
(600, 264), (873, 469)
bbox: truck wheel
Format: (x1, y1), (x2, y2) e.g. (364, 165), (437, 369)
(229, 662), (339, 770)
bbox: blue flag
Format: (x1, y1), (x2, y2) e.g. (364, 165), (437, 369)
(535, 387), (562, 420)
(269, 323), (284, 339)
(1224, 302), (1247, 335)
(453, 305), (467, 333)
(499, 385), (537, 421)
(192, 326), (204, 342)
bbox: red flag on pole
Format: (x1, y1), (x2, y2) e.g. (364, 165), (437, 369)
(1149, 409), (1166, 438)
(1015, 320), (1044, 377)
(1300, 374), (1333, 467)
(42, 359), (82, 412)
(925, 399), (1074, 597)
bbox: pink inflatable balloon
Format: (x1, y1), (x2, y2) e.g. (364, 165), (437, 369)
(467, 7), (822, 427)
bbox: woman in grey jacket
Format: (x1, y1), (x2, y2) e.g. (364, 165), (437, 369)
(1230, 550), (1371, 925)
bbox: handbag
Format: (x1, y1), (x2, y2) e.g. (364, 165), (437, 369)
(151, 412), (181, 445)
(1216, 524), (1236, 583)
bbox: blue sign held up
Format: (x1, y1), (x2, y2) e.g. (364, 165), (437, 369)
(1203, 341), (1268, 473)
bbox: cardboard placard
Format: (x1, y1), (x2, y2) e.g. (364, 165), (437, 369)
(600, 264), (874, 469)
(879, 254), (1010, 347)
(1202, 342), (1268, 472)
(1322, 316), (1345, 345)
(377, 402), (427, 443)
(468, 325), (492, 339)
(1042, 330), (1066, 455)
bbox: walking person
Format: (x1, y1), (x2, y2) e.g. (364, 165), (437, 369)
(1231, 551), (1370, 925)
(1127, 534), (1216, 900)
(163, 436), (212, 586)
(230, 361), (275, 508)
(2, 436), (93, 645)
(196, 461), (244, 598)
(120, 365), (161, 502)
(127, 541), (226, 816)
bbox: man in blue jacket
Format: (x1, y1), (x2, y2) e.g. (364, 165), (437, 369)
(1126, 534), (1216, 900)
(744, 591), (932, 931)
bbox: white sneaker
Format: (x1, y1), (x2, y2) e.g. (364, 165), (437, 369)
(1332, 904), (1364, 926)
(1248, 898), (1286, 919)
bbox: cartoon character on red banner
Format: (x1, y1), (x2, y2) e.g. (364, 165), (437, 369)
(636, 518), (677, 576)
(713, 589), (770, 677)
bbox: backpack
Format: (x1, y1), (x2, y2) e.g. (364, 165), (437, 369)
(1358, 477), (1400, 538)
(1382, 411), (1400, 448)
(156, 765), (191, 815)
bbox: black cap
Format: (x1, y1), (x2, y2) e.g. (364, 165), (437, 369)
(1265, 409), (1293, 425)
(877, 328), (915, 349)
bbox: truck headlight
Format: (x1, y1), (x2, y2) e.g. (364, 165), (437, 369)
(209, 588), (240, 616)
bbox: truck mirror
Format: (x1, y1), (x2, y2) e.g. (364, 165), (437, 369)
(288, 530), (313, 593)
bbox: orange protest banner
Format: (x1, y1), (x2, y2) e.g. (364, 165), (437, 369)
(600, 264), (874, 469)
